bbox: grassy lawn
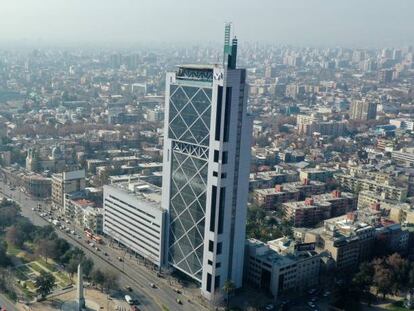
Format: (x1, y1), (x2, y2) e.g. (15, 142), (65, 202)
(25, 280), (36, 292)
(36, 258), (57, 272)
(54, 271), (71, 286)
(387, 301), (408, 311)
(28, 262), (47, 274)
(7, 244), (22, 256)
(15, 269), (29, 281)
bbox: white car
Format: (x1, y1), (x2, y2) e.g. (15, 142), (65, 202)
(125, 295), (134, 305)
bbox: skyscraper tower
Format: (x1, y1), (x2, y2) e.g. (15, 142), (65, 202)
(161, 23), (252, 300)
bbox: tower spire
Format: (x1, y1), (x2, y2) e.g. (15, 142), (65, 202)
(223, 22), (237, 69)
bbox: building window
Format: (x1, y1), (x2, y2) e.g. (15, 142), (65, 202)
(208, 260), (213, 266)
(217, 242), (222, 254)
(215, 86), (223, 141)
(216, 262), (221, 268)
(214, 150), (219, 162)
(210, 186), (217, 232)
(218, 187), (225, 234)
(214, 275), (220, 289)
(223, 87), (232, 142)
(222, 151), (228, 164)
(207, 273), (212, 292)
(209, 240), (214, 252)
(213, 171), (218, 177)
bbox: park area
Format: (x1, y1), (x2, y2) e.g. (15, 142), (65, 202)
(0, 198), (118, 305)
(14, 259), (72, 297)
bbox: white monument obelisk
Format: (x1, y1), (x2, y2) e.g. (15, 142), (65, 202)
(77, 263), (85, 310)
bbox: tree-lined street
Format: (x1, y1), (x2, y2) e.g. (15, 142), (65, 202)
(0, 179), (207, 311)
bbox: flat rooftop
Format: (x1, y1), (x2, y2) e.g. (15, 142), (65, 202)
(108, 181), (162, 210)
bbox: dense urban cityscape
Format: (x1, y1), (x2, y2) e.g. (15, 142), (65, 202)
(1, 2), (414, 311)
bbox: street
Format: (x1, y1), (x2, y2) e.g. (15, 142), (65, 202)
(0, 292), (17, 311)
(0, 179), (208, 311)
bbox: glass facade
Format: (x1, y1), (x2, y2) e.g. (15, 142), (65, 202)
(168, 83), (212, 280)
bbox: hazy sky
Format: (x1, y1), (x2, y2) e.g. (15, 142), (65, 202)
(1, 0), (413, 47)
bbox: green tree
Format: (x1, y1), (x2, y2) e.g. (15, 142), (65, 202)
(35, 271), (55, 298)
(53, 238), (71, 259)
(35, 239), (56, 263)
(5, 226), (25, 247)
(82, 258), (94, 279)
(372, 258), (393, 299)
(66, 258), (79, 281)
(386, 253), (410, 294)
(0, 206), (19, 229)
(91, 269), (105, 291)
(353, 262), (374, 305)
(102, 269), (119, 292)
(223, 280), (236, 310)
(0, 241), (10, 267)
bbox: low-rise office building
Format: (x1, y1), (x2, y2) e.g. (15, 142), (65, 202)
(245, 238), (320, 300)
(22, 173), (52, 198)
(103, 181), (166, 267)
(302, 214), (375, 271)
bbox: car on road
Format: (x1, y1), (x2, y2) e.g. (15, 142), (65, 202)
(323, 290), (331, 297)
(125, 295), (134, 305)
(173, 288), (181, 294)
(118, 257), (123, 262)
(125, 286), (133, 292)
(176, 298), (182, 304)
(149, 283), (156, 288)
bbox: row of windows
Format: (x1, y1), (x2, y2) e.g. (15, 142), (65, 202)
(209, 186), (225, 235)
(207, 259), (221, 269)
(105, 218), (159, 257)
(108, 194), (157, 222)
(105, 198), (160, 235)
(104, 208), (160, 245)
(206, 273), (221, 293)
(208, 240), (223, 254)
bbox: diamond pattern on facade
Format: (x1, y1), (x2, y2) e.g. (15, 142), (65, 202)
(168, 149), (208, 280)
(168, 85), (212, 147)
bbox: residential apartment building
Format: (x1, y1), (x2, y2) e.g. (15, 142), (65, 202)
(350, 100), (377, 121)
(297, 114), (345, 137)
(52, 169), (86, 208)
(249, 169), (299, 191)
(283, 191), (356, 227)
(253, 180), (326, 210)
(335, 171), (408, 202)
(299, 167), (337, 183)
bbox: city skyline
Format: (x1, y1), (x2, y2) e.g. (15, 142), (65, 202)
(1, 0), (414, 47)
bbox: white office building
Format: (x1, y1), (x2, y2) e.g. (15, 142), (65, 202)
(161, 24), (253, 300)
(103, 181), (166, 267)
